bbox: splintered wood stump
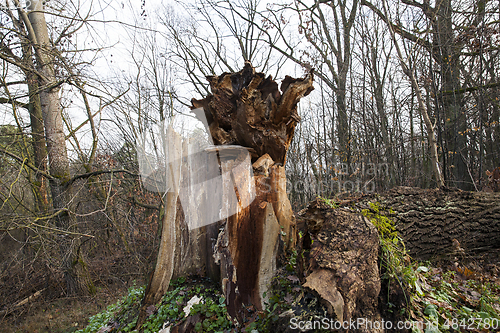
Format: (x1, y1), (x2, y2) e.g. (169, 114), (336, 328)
(138, 63), (313, 329)
(191, 61), (313, 165)
(191, 62), (314, 321)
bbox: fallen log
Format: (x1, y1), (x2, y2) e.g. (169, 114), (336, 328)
(358, 186), (500, 260)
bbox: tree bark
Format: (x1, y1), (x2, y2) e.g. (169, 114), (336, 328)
(24, 0), (90, 295)
(360, 186), (500, 260)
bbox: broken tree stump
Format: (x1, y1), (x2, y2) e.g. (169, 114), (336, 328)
(138, 62), (313, 328)
(192, 62), (314, 321)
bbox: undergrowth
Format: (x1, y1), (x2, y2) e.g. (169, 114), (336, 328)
(244, 266), (303, 333)
(75, 277), (234, 333)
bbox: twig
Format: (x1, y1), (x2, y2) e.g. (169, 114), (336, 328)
(33, 208), (69, 221)
(0, 148), (54, 180)
(0, 288), (47, 317)
(13, 288), (46, 307)
(461, 152), (478, 192)
(65, 169), (139, 187)
(29, 221), (94, 238)
(132, 196), (161, 210)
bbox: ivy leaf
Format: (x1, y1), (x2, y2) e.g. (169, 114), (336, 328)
(424, 304), (439, 320)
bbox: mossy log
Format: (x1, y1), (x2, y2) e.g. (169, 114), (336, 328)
(361, 186), (500, 260)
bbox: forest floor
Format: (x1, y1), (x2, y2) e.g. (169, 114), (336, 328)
(2, 195), (500, 332)
(3, 249), (498, 333)
(402, 249), (500, 332)
(0, 283), (129, 333)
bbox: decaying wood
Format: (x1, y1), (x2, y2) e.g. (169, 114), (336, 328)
(138, 62), (312, 328)
(296, 198), (383, 333)
(192, 62), (313, 322)
(191, 61), (313, 164)
(213, 147), (294, 321)
(361, 186), (500, 259)
(137, 128), (183, 329)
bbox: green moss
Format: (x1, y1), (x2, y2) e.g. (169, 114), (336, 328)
(362, 202), (415, 315)
(319, 196), (339, 209)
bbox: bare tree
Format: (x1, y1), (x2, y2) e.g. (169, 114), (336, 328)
(158, 0), (288, 99)
(0, 0), (123, 295)
(380, 0), (444, 186)
(362, 0), (499, 189)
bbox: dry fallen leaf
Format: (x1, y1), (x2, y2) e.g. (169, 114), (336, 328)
(284, 293), (293, 304)
(146, 304), (157, 317)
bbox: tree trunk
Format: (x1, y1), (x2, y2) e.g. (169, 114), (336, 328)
(137, 191), (180, 327)
(360, 186), (500, 260)
(27, 1), (70, 196)
(136, 126), (183, 329)
(433, 0), (470, 189)
(25, 0), (90, 295)
(22, 39), (50, 213)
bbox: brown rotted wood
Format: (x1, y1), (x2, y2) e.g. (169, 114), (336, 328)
(191, 61), (313, 164)
(296, 199), (383, 333)
(192, 62), (313, 323)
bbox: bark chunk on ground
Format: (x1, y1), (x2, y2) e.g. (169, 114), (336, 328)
(297, 198), (383, 332)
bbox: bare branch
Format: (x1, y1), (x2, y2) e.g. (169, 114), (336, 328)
(0, 147), (54, 180)
(65, 169), (139, 187)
